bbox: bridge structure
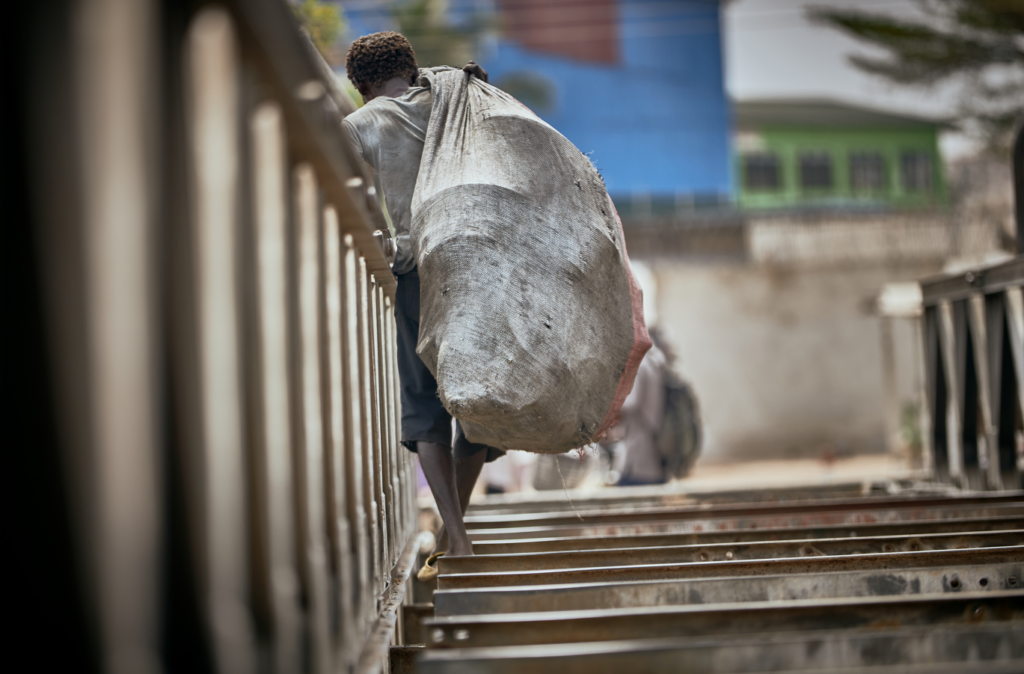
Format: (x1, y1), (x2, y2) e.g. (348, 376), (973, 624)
(8, 1), (1024, 674)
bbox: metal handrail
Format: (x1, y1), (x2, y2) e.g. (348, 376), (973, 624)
(917, 124), (1024, 492)
(13, 1), (416, 672)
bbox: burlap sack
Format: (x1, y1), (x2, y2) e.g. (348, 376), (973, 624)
(410, 69), (650, 453)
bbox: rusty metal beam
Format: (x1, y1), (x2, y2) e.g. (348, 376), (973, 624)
(463, 492), (1024, 530)
(468, 504), (1024, 542)
(423, 591), (1023, 649)
(438, 545), (1024, 590)
(434, 559), (1024, 615)
(354, 531), (431, 674)
(472, 515), (1024, 555)
(466, 481), (891, 515)
(417, 623), (1024, 674)
(441, 530), (1023, 574)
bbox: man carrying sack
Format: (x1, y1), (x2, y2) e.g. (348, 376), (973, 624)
(343, 33), (499, 579)
(343, 31), (650, 580)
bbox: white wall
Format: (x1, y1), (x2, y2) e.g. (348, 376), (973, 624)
(652, 260), (939, 462)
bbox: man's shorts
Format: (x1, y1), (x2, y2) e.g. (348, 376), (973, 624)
(394, 270), (505, 463)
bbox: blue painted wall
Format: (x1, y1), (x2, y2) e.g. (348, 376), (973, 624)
(341, 0), (733, 200)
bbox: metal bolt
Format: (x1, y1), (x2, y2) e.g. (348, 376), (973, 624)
(454, 629), (470, 641)
(725, 551), (734, 559)
(431, 629), (445, 644)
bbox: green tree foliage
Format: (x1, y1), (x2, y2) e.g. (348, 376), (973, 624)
(389, 0), (489, 68)
(809, 0), (1024, 153)
(293, 0), (344, 59)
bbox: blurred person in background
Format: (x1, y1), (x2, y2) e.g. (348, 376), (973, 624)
(612, 343), (668, 487)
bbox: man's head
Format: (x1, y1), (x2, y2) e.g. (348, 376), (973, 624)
(346, 32), (418, 100)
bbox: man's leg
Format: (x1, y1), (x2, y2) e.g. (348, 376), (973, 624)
(418, 442), (481, 557)
(431, 447), (487, 555)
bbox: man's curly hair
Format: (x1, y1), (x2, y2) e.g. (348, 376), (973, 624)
(346, 32), (418, 88)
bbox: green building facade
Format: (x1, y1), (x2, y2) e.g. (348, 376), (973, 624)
(734, 100), (948, 211)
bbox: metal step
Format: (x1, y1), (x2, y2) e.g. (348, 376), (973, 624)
(442, 529), (1024, 573)
(471, 514), (1024, 554)
(438, 545), (1024, 590)
(417, 623), (1024, 674)
(463, 492), (1024, 529)
(468, 504), (1024, 541)
(434, 560), (1023, 615)
(422, 591), (1024, 648)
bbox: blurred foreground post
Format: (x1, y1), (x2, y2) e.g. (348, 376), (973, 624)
(9, 1), (415, 672)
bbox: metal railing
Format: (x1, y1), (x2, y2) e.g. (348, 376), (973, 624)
(918, 125), (1024, 492)
(11, 1), (417, 673)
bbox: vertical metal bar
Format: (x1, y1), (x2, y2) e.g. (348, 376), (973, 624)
(374, 285), (396, 570)
(1014, 122), (1023, 254)
(322, 206), (354, 660)
(248, 100), (301, 673)
(385, 291), (399, 554)
(356, 257), (383, 600)
(74, 0), (161, 670)
(388, 296), (404, 543)
(341, 234), (370, 641)
(1006, 287), (1024, 443)
(938, 300), (964, 483)
(184, 9), (256, 672)
(292, 164), (333, 674)
(367, 272), (391, 579)
(968, 293), (1001, 489)
(384, 295), (402, 542)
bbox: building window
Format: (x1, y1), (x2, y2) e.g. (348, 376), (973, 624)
(849, 152), (886, 191)
(901, 151), (933, 192)
(743, 153), (780, 190)
(799, 153), (832, 189)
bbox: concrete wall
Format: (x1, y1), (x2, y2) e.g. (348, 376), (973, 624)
(649, 259), (939, 462)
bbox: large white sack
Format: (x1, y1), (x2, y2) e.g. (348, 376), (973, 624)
(411, 69), (650, 453)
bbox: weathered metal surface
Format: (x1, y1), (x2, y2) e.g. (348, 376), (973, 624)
(443, 530), (1024, 574)
(388, 645), (423, 674)
(466, 481), (898, 515)
(464, 492), (1024, 530)
(438, 545), (1024, 590)
(472, 515), (1024, 555)
(355, 531), (431, 674)
(400, 603), (434, 645)
(468, 504), (1024, 541)
(422, 591), (1024, 649)
(434, 560), (1024, 615)
(417, 623), (1024, 674)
